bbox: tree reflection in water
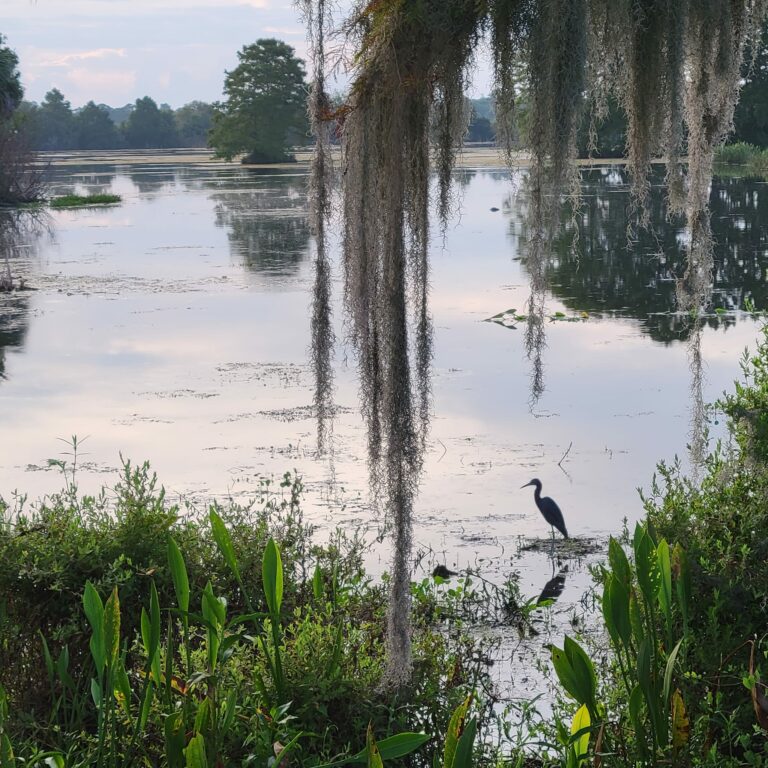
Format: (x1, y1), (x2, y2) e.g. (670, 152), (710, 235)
(0, 210), (49, 380)
(546, 168), (768, 342)
(211, 177), (310, 277)
(0, 289), (28, 381)
(510, 166), (768, 467)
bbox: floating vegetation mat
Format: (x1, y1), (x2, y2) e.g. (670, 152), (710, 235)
(50, 194), (122, 208)
(519, 536), (604, 558)
(485, 307), (590, 329)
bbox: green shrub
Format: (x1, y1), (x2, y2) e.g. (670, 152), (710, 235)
(0, 462), (356, 708)
(639, 321), (768, 760)
(715, 142), (758, 165)
(750, 148), (768, 177)
(0, 463), (492, 766)
(714, 143), (768, 180)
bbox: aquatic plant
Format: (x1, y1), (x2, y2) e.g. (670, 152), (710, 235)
(715, 140), (768, 177)
(49, 194), (121, 208)
(302, 0), (768, 686)
(715, 141), (759, 166)
(640, 320), (768, 757)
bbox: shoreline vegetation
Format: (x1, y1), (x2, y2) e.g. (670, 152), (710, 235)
(714, 141), (768, 176)
(2, 320), (768, 766)
(4, 142), (762, 184)
(30, 145), (673, 170)
(49, 193), (122, 209)
(0, 143), (759, 213)
(0, 141), (757, 213)
(31, 144), (768, 173)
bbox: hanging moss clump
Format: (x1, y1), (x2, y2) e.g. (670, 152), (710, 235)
(303, 0), (768, 688)
(300, 0), (336, 454)
(338, 0), (484, 689)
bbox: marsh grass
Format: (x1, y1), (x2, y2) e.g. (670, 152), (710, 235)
(50, 193), (122, 208)
(715, 141), (768, 177)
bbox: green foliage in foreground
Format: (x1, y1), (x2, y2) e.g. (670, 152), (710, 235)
(49, 194), (122, 209)
(639, 320), (768, 764)
(0, 466), (496, 766)
(544, 524), (691, 768)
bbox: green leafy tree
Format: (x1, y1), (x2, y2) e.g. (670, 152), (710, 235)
(209, 39), (308, 163)
(466, 111), (494, 143)
(12, 101), (42, 146)
(577, 96), (627, 158)
(0, 36), (44, 205)
(0, 34), (22, 118)
(174, 100), (215, 147)
(37, 88), (76, 150)
(102, 103), (133, 126)
(732, 23), (768, 146)
(75, 101), (120, 149)
(123, 96), (179, 149)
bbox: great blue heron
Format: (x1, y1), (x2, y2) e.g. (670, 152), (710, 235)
(522, 478), (569, 542)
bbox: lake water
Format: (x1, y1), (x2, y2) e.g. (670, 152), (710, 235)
(1, 152), (765, 699)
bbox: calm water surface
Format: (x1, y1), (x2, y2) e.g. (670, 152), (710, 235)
(1, 154), (765, 696)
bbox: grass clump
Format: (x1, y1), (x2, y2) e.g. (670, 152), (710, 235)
(715, 141), (768, 177)
(715, 141), (759, 165)
(49, 193), (121, 208)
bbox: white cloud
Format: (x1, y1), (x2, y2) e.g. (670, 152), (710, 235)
(262, 26), (304, 36)
(1, 0), (365, 106)
(66, 67), (137, 94)
(38, 48), (127, 68)
(1, 0), (269, 16)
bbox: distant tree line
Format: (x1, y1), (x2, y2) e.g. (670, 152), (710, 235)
(6, 26), (768, 165)
(17, 90), (215, 151)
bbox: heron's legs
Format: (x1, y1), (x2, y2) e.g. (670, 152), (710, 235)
(549, 526), (555, 558)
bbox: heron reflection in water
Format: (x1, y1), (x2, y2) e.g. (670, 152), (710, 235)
(537, 564), (568, 606)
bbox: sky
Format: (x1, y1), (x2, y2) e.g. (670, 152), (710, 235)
(0, 0), (314, 108)
(1, 0), (492, 109)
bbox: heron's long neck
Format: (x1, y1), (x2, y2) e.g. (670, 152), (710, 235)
(534, 484), (541, 502)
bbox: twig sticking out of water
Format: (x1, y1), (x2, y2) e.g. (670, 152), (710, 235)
(557, 441), (573, 480)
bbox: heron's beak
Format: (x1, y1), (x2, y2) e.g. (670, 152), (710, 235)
(521, 481), (532, 489)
